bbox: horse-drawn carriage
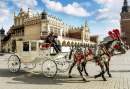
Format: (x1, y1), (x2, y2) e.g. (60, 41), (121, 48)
(8, 40), (70, 77)
(7, 29), (127, 81)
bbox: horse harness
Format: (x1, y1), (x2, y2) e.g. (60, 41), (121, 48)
(102, 43), (112, 58)
(74, 49), (84, 62)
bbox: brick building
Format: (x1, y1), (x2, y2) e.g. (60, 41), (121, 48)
(90, 35), (100, 45)
(120, 0), (130, 46)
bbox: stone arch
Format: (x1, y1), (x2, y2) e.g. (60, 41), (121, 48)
(62, 41), (66, 46)
(67, 41), (70, 46)
(86, 43), (88, 47)
(71, 41), (74, 46)
(90, 44), (93, 47)
(75, 42), (77, 47)
(88, 44), (90, 47)
(78, 42), (80, 47)
(84, 43), (86, 47)
(57, 40), (61, 45)
(80, 43), (83, 47)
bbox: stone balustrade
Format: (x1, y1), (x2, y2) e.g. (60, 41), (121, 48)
(11, 32), (24, 37)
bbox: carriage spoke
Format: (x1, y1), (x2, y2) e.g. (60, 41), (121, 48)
(42, 59), (57, 78)
(8, 55), (20, 73)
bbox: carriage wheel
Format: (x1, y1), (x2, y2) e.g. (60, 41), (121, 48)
(42, 59), (57, 78)
(8, 55), (21, 73)
(55, 58), (70, 72)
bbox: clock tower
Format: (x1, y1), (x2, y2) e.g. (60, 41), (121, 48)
(120, 0), (130, 46)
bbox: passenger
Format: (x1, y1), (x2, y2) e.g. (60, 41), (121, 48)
(23, 44), (29, 51)
(46, 32), (61, 54)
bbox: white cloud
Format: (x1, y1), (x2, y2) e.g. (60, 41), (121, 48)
(89, 20), (96, 23)
(0, 1), (15, 34)
(12, 0), (38, 11)
(91, 23), (120, 41)
(81, 2), (92, 7)
(42, 0), (90, 17)
(0, 1), (10, 22)
(92, 0), (130, 22)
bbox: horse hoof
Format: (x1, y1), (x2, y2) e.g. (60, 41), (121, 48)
(83, 78), (86, 81)
(94, 75), (97, 79)
(69, 76), (72, 78)
(103, 79), (107, 81)
(109, 75), (112, 77)
(86, 73), (89, 76)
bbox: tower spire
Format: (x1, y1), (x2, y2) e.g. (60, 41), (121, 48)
(121, 0), (130, 13)
(124, 0), (128, 6)
(20, 6), (23, 12)
(44, 7), (45, 12)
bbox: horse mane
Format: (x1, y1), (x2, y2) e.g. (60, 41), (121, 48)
(105, 39), (117, 49)
(69, 47), (78, 59)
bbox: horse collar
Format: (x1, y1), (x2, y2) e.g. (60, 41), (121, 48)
(102, 43), (111, 58)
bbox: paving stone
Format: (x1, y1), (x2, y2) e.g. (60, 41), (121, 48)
(0, 50), (130, 89)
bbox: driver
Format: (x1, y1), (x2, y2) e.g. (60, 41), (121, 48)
(46, 32), (61, 54)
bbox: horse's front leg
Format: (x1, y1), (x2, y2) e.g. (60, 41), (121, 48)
(77, 62), (86, 81)
(107, 58), (112, 77)
(94, 61), (107, 81)
(68, 61), (76, 78)
(82, 61), (89, 76)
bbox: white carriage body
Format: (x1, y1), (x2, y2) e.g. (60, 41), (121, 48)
(16, 40), (69, 63)
(8, 40), (71, 77)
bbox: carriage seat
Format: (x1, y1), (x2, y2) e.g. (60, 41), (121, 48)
(42, 43), (53, 48)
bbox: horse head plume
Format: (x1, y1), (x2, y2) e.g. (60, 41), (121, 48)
(113, 29), (120, 38)
(108, 31), (115, 39)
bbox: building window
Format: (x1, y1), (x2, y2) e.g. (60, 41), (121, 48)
(86, 34), (88, 39)
(43, 26), (47, 31)
(54, 28), (57, 34)
(50, 27), (53, 32)
(58, 29), (60, 35)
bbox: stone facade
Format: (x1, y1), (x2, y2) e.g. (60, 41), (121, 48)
(120, 0), (130, 46)
(1, 7), (95, 52)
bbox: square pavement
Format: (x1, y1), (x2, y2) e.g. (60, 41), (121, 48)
(0, 50), (130, 89)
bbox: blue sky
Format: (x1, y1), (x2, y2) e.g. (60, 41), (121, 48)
(0, 0), (129, 41)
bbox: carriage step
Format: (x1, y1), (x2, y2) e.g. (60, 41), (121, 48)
(66, 60), (73, 63)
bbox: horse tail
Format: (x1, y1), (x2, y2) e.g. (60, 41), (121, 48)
(69, 48), (75, 59)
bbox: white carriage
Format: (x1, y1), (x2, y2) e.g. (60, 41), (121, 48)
(8, 40), (70, 77)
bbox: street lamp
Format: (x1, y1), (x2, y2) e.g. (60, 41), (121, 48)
(123, 36), (127, 46)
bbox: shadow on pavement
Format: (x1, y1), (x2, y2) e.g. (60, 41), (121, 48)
(110, 70), (130, 72)
(0, 69), (90, 85)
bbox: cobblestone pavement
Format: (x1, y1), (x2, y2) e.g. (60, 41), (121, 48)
(0, 50), (130, 89)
